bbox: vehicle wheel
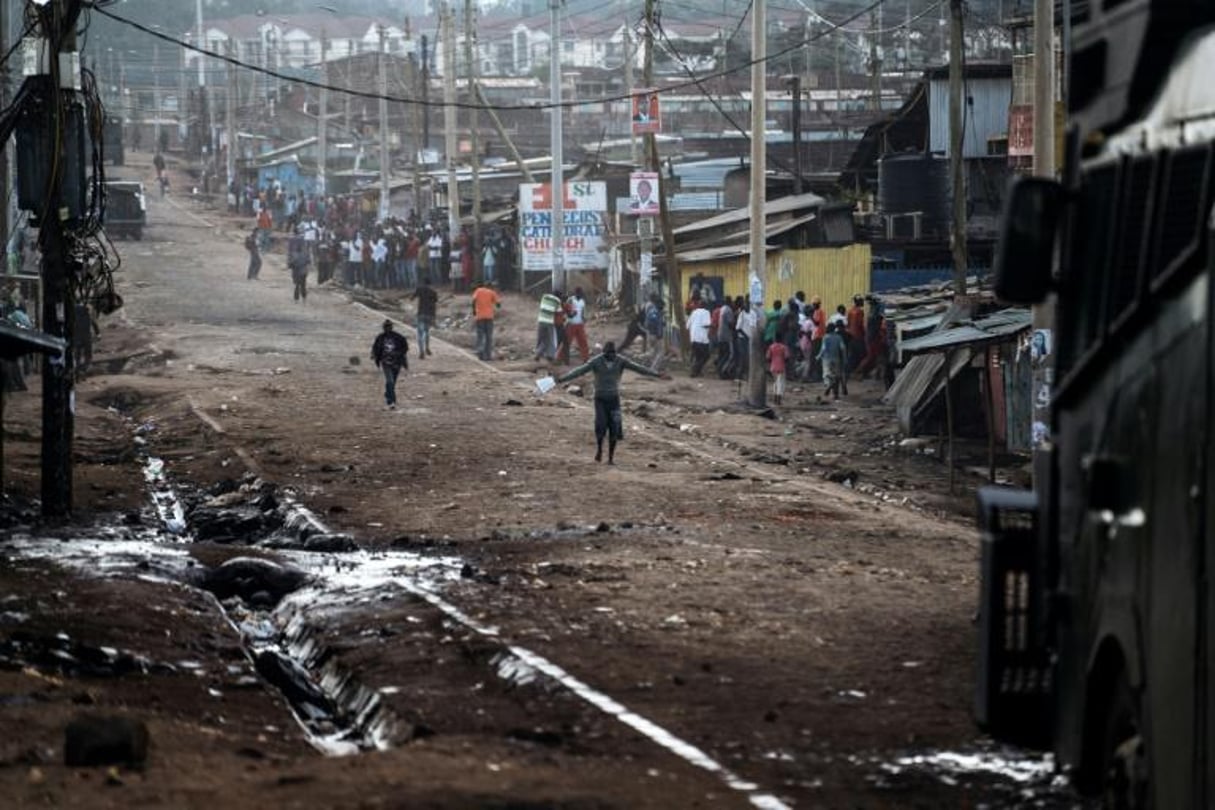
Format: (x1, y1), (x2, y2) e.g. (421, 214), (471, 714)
(1101, 673), (1148, 810)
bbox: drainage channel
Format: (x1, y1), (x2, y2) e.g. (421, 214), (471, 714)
(7, 449), (793, 809)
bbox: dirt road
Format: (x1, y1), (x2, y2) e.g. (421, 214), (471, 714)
(0, 153), (1075, 808)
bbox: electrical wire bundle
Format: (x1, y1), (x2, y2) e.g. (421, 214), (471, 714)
(5, 0), (125, 318)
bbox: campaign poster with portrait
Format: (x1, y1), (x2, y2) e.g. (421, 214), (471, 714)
(631, 89), (661, 135)
(628, 172), (660, 216)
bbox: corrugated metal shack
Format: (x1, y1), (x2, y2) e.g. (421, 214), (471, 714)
(637, 192), (872, 310)
(883, 307), (1033, 473)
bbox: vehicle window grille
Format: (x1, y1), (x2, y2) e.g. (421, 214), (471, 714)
(1153, 144), (1211, 285)
(1062, 164), (1118, 370)
(1107, 156), (1155, 327)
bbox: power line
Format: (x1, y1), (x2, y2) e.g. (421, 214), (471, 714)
(92, 0), (887, 113)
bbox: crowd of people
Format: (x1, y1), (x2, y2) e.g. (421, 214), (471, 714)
(682, 290), (894, 403)
(237, 180), (517, 296)
(525, 284), (894, 407)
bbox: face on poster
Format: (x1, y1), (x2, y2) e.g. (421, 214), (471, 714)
(631, 89), (661, 135)
(629, 172), (660, 216)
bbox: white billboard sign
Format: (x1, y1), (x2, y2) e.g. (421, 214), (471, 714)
(519, 181), (609, 272)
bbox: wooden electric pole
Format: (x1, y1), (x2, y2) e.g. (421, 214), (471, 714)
(624, 27), (638, 167)
(643, 0), (683, 331)
(1031, 0), (1056, 465)
(747, 0), (767, 407)
(442, 2), (460, 238)
(868, 7), (881, 111)
(949, 0), (967, 296)
(465, 0), (482, 278)
(378, 25), (391, 220)
(40, 0), (85, 517)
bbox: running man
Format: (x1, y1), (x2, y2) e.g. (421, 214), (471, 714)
(555, 341), (668, 464)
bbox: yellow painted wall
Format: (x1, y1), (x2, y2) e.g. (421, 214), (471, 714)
(680, 244), (871, 312)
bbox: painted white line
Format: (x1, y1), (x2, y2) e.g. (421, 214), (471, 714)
(285, 506), (790, 808)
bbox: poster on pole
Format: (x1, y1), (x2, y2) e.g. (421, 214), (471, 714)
(627, 171), (660, 216)
(518, 181), (609, 273)
(631, 89), (661, 135)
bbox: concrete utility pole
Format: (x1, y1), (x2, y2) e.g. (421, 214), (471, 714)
(318, 30), (328, 197)
(40, 0), (86, 517)
(378, 25), (391, 220)
(442, 2), (460, 238)
(153, 41), (162, 157)
(406, 18), (424, 216)
(225, 42), (235, 190)
(549, 0), (565, 291)
(789, 75), (803, 196)
(948, 0), (967, 296)
(747, 0), (767, 407)
(421, 35), (431, 161)
(465, 0), (482, 278)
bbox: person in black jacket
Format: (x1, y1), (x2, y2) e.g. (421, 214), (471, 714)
(371, 320), (410, 409)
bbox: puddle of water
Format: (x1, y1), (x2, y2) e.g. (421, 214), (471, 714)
(883, 749), (1057, 784)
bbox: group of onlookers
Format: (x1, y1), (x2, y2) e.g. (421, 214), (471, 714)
(683, 290), (893, 404)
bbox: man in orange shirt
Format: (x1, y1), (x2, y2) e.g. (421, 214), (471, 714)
(845, 294), (866, 373)
(471, 281), (502, 361)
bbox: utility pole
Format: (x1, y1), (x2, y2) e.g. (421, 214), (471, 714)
(407, 19), (424, 217)
(153, 41), (161, 158)
(1031, 0), (1056, 463)
(948, 0), (967, 296)
(465, 0), (482, 278)
(40, 0), (85, 517)
(789, 75), (803, 196)
(643, 0), (682, 331)
(225, 42), (235, 192)
(624, 26), (638, 166)
(549, 0), (565, 291)
(747, 0), (767, 407)
(1, 0), (10, 261)
(868, 8), (881, 111)
(378, 24), (391, 220)
(421, 35), (431, 161)
(442, 2), (460, 238)
(318, 30), (328, 198)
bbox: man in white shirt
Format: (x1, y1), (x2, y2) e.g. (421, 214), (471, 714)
(426, 229), (444, 283)
(345, 234), (363, 286)
(372, 236), (388, 288)
(686, 298), (712, 377)
(564, 287), (590, 364)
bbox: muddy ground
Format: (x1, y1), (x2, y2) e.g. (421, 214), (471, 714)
(0, 152), (1079, 808)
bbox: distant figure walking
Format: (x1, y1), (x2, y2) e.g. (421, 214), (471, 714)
(288, 228), (311, 302)
(371, 320), (410, 409)
(244, 226), (261, 280)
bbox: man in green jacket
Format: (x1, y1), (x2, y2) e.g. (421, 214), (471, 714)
(556, 341), (667, 464)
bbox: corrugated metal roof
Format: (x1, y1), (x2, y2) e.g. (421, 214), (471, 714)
(882, 349), (974, 418)
(899, 309), (1031, 356)
(673, 192), (825, 238)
